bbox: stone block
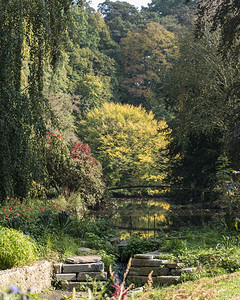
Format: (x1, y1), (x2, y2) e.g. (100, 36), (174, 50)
(157, 276), (180, 284)
(128, 275), (156, 283)
(131, 258), (168, 267)
(61, 281), (106, 291)
(66, 255), (102, 264)
(63, 262), (104, 273)
(170, 267), (197, 276)
(181, 267), (197, 273)
(53, 263), (63, 274)
(166, 262), (184, 269)
(77, 272), (107, 281)
(78, 247), (94, 253)
(129, 267), (160, 276)
(158, 267), (170, 276)
(134, 254), (154, 259)
(170, 269), (181, 276)
(55, 273), (77, 281)
(118, 240), (128, 247)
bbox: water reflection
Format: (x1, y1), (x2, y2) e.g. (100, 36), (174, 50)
(113, 198), (214, 235)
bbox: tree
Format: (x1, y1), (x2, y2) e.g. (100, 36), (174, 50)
(193, 0), (240, 57)
(0, 0), (78, 199)
(144, 0), (196, 27)
(78, 102), (170, 187)
(163, 31), (240, 201)
(120, 22), (179, 115)
(98, 0), (160, 44)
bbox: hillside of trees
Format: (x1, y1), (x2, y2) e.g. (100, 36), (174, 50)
(0, 0), (239, 207)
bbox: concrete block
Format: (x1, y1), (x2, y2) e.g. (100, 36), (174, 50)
(62, 262), (104, 273)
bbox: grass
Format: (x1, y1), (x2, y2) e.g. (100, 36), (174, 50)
(131, 272), (240, 299)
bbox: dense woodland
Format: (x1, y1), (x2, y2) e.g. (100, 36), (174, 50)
(1, 2), (240, 297)
(0, 0), (239, 207)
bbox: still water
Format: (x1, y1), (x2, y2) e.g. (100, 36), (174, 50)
(112, 198), (214, 235)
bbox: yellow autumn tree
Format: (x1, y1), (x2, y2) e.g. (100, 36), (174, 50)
(78, 102), (170, 187)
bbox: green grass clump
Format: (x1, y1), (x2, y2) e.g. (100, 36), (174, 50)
(0, 226), (37, 269)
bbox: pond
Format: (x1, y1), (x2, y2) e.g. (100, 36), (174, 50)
(112, 197), (219, 236)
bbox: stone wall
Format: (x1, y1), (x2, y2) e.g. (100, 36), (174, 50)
(128, 252), (197, 284)
(54, 255), (107, 290)
(0, 261), (52, 293)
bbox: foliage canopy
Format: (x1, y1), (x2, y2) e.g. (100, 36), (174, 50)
(78, 102), (170, 187)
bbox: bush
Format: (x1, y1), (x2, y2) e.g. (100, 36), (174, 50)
(119, 236), (161, 263)
(0, 226), (37, 269)
(45, 132), (106, 207)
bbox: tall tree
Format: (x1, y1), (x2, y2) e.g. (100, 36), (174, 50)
(164, 31), (239, 201)
(193, 0), (240, 57)
(78, 102), (169, 187)
(120, 22), (178, 116)
(0, 0), (77, 198)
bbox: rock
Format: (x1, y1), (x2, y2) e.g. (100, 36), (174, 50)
(118, 240), (128, 247)
(180, 267), (197, 273)
(129, 267), (161, 276)
(134, 254), (154, 260)
(61, 281), (106, 290)
(109, 237), (121, 243)
(55, 273), (77, 281)
(171, 267), (196, 276)
(132, 258), (168, 267)
(128, 275), (156, 283)
(78, 247), (94, 253)
(66, 255), (101, 264)
(77, 272), (107, 281)
(157, 276), (181, 284)
(62, 262), (104, 273)
(166, 262), (184, 269)
(170, 269), (181, 276)
(53, 263), (63, 274)
(158, 267), (170, 276)
(145, 251), (162, 257)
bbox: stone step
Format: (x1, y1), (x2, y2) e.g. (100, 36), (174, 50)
(62, 262), (104, 273)
(66, 255), (102, 264)
(129, 266), (163, 276)
(77, 272), (107, 281)
(157, 276), (181, 284)
(61, 281), (107, 291)
(53, 263), (63, 274)
(165, 262), (184, 269)
(171, 267), (197, 276)
(131, 258), (168, 267)
(55, 273), (77, 281)
(128, 275), (157, 283)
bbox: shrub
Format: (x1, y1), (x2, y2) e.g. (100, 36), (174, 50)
(119, 236), (161, 263)
(0, 226), (37, 269)
(45, 132), (106, 207)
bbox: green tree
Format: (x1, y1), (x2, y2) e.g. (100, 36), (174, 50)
(192, 0), (240, 57)
(120, 22), (179, 115)
(67, 47), (115, 116)
(0, 0), (77, 199)
(144, 0), (196, 27)
(163, 31), (239, 201)
(78, 102), (169, 187)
